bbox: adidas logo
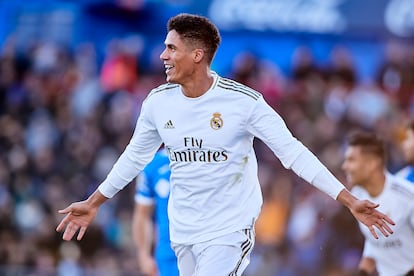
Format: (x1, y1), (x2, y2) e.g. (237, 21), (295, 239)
(164, 120), (175, 129)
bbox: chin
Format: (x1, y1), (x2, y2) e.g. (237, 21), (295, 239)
(166, 76), (175, 83)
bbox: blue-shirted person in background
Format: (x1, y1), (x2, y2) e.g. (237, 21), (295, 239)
(132, 148), (179, 276)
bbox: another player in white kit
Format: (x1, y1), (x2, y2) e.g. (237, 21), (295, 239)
(342, 131), (414, 276)
(57, 14), (395, 276)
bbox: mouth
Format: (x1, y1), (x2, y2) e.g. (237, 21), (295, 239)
(165, 64), (174, 74)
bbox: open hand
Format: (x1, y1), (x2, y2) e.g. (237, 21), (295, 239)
(56, 200), (99, 241)
(350, 199), (395, 239)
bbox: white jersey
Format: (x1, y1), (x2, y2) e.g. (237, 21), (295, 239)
(352, 173), (414, 276)
(98, 72), (344, 244)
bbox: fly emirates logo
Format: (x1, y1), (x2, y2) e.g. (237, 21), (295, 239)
(167, 137), (228, 163)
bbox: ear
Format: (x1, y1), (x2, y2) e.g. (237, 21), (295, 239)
(365, 154), (382, 172)
(193, 49), (204, 63)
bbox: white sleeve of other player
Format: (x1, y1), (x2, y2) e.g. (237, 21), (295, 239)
(98, 99), (163, 198)
(247, 97), (344, 199)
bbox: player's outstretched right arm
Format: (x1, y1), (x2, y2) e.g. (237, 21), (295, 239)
(56, 190), (108, 241)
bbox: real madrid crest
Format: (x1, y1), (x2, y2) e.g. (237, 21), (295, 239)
(210, 112), (223, 130)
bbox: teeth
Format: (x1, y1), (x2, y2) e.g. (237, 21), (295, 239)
(165, 65), (173, 70)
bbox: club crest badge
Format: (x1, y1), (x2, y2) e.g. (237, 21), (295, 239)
(210, 112), (223, 130)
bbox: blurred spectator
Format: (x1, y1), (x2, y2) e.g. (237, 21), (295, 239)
(376, 41), (413, 111)
(229, 51), (283, 107)
(345, 83), (391, 129)
(397, 119), (414, 183)
(100, 35), (143, 94)
(324, 46), (357, 123)
(289, 46), (327, 121)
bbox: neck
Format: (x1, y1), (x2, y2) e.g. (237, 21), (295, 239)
(364, 171), (386, 197)
(181, 70), (214, 98)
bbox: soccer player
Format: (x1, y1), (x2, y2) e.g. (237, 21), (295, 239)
(57, 13), (395, 276)
(397, 119), (414, 183)
(132, 148), (178, 276)
(342, 131), (414, 276)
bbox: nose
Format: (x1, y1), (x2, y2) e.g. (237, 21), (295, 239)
(160, 48), (167, 61)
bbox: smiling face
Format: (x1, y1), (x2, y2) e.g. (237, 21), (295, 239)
(342, 131), (386, 191)
(401, 128), (414, 164)
(159, 30), (197, 85)
(342, 146), (374, 187)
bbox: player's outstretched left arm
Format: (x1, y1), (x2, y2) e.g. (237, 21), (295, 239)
(337, 189), (395, 239)
(56, 190), (108, 241)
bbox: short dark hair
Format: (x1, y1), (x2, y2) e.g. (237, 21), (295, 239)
(346, 131), (387, 164)
(167, 13), (221, 65)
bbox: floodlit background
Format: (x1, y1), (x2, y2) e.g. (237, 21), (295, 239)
(0, 0), (413, 275)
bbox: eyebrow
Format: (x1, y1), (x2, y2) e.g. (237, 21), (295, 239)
(164, 43), (176, 49)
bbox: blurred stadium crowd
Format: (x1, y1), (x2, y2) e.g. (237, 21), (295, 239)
(1, 8), (414, 276)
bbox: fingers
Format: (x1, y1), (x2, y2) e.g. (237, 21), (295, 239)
(358, 200), (396, 240)
(374, 210), (395, 234)
(58, 205), (72, 214)
(366, 201), (380, 209)
(56, 203), (92, 241)
(77, 226), (87, 241)
(56, 213), (71, 232)
(368, 226), (379, 239)
(383, 214), (396, 226)
(380, 218), (394, 234)
(56, 211), (86, 241)
(375, 222), (390, 238)
(373, 223), (391, 238)
(363, 207), (395, 239)
(370, 215), (394, 239)
(57, 221), (87, 241)
(63, 222), (80, 241)
(371, 207), (395, 228)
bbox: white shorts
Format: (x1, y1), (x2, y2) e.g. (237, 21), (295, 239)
(171, 228), (255, 276)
